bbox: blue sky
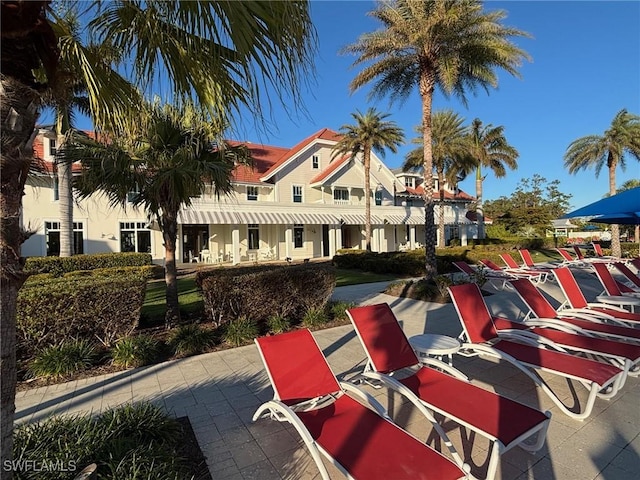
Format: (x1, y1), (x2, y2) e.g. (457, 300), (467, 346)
(231, 0), (640, 211)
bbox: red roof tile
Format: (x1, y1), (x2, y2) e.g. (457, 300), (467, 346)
(309, 154), (350, 184)
(402, 185), (475, 201)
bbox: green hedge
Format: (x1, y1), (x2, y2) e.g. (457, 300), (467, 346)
(200, 263), (336, 326)
(17, 275), (147, 357)
(24, 252), (153, 277)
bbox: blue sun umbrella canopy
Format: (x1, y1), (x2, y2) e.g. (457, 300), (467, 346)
(563, 187), (640, 224)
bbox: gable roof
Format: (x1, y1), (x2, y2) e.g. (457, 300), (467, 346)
(259, 128), (342, 181)
(228, 141), (288, 184)
(400, 184), (475, 201)
(309, 154), (350, 185)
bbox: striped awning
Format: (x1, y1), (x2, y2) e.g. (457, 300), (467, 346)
(384, 215), (409, 225)
(340, 214), (383, 225)
(289, 212), (339, 225)
(178, 210), (238, 224)
(405, 215), (425, 225)
(234, 211), (293, 224)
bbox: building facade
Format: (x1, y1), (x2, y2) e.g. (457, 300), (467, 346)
(22, 127), (479, 264)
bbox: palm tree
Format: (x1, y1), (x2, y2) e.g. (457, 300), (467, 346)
(68, 102), (252, 327)
(403, 110), (475, 247)
(1, 1), (315, 473)
(342, 0), (530, 280)
(467, 118), (519, 239)
(332, 108), (404, 251)
(564, 109), (640, 258)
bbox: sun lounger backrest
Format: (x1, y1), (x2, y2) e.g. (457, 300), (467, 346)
(614, 262), (640, 288)
(347, 304), (419, 373)
(452, 261), (475, 275)
(631, 258), (640, 271)
(592, 243), (604, 257)
(500, 253), (521, 269)
(255, 329), (340, 404)
(519, 249), (535, 267)
(592, 262), (624, 296)
(556, 248), (574, 262)
(553, 267), (589, 309)
(448, 283), (499, 343)
(510, 279), (559, 318)
(573, 245), (585, 260)
(480, 259), (503, 271)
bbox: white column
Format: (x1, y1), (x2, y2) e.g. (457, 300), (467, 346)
(409, 225), (417, 249)
(285, 225), (292, 258)
(461, 225), (468, 246)
(232, 226), (240, 265)
(329, 225), (336, 257)
(335, 225), (343, 250)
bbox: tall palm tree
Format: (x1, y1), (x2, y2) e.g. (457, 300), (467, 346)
(467, 118), (519, 239)
(332, 108), (404, 251)
(1, 1), (315, 473)
(403, 110), (475, 247)
(564, 109), (640, 258)
(342, 0), (530, 279)
(68, 102), (252, 327)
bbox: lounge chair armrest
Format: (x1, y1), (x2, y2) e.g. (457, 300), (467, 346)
(586, 302), (632, 312)
(339, 381), (390, 420)
(524, 318), (594, 335)
(418, 357), (469, 381)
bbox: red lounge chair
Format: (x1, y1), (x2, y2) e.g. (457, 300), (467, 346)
(253, 329), (469, 480)
(591, 262), (640, 304)
(480, 258), (547, 284)
(500, 253), (551, 282)
(631, 258), (640, 271)
(555, 248), (586, 266)
(347, 303), (550, 480)
(519, 249), (559, 270)
(592, 242), (622, 261)
(448, 283), (624, 420)
(509, 278), (640, 344)
(452, 260), (510, 290)
(573, 245), (612, 264)
(613, 262), (640, 290)
(554, 267), (640, 324)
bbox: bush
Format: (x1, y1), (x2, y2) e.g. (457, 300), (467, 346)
(168, 324), (217, 356)
(28, 339), (98, 379)
(302, 307), (329, 328)
(111, 335), (161, 368)
(13, 402), (193, 480)
(328, 300), (357, 322)
(223, 316), (259, 347)
(24, 252), (153, 277)
(200, 263), (335, 327)
(17, 276), (147, 356)
(266, 314), (291, 334)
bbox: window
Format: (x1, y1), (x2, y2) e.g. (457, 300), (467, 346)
(312, 155), (319, 169)
(375, 190), (382, 206)
(292, 185), (303, 203)
(333, 188), (349, 203)
(49, 139), (57, 157)
(45, 221), (84, 256)
(120, 222), (151, 253)
(293, 224), (304, 248)
(127, 184), (141, 203)
(53, 176), (59, 201)
(404, 177), (413, 188)
(247, 186), (258, 201)
(248, 224), (260, 250)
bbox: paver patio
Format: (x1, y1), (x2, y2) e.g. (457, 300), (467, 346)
(15, 267), (640, 479)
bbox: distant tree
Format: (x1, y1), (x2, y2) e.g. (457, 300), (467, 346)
(342, 0), (530, 280)
(467, 118), (519, 239)
(564, 109), (640, 257)
(332, 108), (404, 251)
(403, 110), (475, 247)
(66, 101), (252, 327)
(484, 175), (572, 236)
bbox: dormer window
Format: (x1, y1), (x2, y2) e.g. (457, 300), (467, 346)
(404, 177), (414, 188)
(247, 186), (258, 201)
(312, 155), (319, 169)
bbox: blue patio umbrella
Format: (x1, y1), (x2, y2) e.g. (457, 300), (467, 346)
(563, 187), (640, 219)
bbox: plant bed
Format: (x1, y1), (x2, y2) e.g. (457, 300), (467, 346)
(384, 278), (493, 303)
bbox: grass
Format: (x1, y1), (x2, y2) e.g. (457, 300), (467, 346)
(334, 268), (401, 286)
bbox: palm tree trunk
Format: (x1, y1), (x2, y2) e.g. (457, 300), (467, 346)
(438, 174), (445, 247)
(608, 157), (621, 258)
(420, 75), (437, 281)
(161, 210), (181, 328)
(475, 166), (484, 239)
(363, 146), (372, 251)
(1, 74), (40, 480)
(56, 114), (73, 257)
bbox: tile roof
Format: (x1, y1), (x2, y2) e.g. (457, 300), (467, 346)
(401, 185), (475, 201)
(309, 154), (350, 184)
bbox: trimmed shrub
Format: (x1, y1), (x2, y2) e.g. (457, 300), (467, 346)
(168, 324), (217, 356)
(200, 263), (335, 327)
(223, 316), (259, 347)
(24, 252), (153, 277)
(28, 339), (99, 379)
(111, 335), (160, 368)
(17, 276), (147, 356)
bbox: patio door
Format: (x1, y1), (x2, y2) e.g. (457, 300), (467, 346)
(322, 225), (330, 257)
(182, 225), (209, 263)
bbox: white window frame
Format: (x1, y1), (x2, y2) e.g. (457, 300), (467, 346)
(292, 185), (303, 203)
(293, 224), (304, 248)
(247, 185), (258, 201)
(127, 184), (141, 203)
(247, 224), (260, 250)
(333, 188), (349, 204)
(53, 175), (59, 201)
(119, 221), (152, 253)
(49, 138), (57, 157)
(44, 220), (85, 256)
(312, 155), (319, 169)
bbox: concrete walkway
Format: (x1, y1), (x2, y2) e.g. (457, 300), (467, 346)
(15, 268), (640, 479)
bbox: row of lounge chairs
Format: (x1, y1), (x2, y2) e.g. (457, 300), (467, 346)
(252, 252), (640, 480)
